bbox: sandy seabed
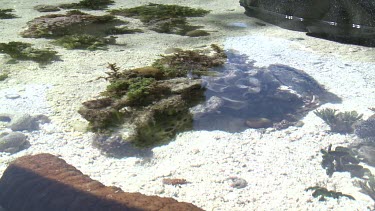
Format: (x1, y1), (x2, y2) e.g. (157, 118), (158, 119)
(0, 0), (375, 210)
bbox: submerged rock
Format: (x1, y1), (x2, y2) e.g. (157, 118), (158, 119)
(355, 117), (375, 140)
(0, 113), (50, 132)
(0, 132), (29, 153)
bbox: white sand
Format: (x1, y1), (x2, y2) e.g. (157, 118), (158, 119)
(1, 0), (375, 210)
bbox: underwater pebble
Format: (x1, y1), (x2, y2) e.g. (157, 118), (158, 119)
(10, 114), (39, 131)
(5, 94), (20, 99)
(245, 118), (273, 129)
(227, 176), (247, 189)
(0, 132), (29, 153)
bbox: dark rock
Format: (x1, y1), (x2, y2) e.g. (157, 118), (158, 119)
(0, 132), (29, 153)
(240, 0), (375, 47)
(355, 117), (375, 139)
(0, 153), (203, 211)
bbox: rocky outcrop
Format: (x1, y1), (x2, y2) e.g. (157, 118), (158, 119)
(240, 0), (375, 46)
(0, 153), (203, 211)
(20, 11), (122, 38)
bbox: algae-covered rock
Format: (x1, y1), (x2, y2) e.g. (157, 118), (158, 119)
(59, 0), (114, 10)
(110, 3), (210, 36)
(79, 46), (225, 156)
(20, 11), (123, 38)
(355, 117), (375, 140)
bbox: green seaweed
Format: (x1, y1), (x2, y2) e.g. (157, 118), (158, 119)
(132, 96), (193, 147)
(52, 34), (114, 50)
(306, 186), (355, 201)
(0, 9), (17, 19)
(0, 42), (58, 64)
(109, 3), (209, 35)
(0, 73), (8, 81)
(152, 44), (226, 78)
(59, 0), (115, 10)
(105, 26), (143, 35)
(314, 108), (363, 133)
(78, 107), (124, 130)
(110, 3), (209, 23)
(356, 174), (375, 202)
(79, 46), (223, 154)
(321, 144), (371, 178)
(20, 11), (121, 38)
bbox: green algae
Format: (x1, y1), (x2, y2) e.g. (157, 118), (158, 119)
(52, 34), (115, 50)
(109, 3), (210, 35)
(314, 108), (363, 134)
(134, 106), (193, 147)
(21, 11), (121, 39)
(152, 44), (226, 78)
(105, 26), (143, 35)
(110, 3), (209, 23)
(306, 186), (355, 201)
(0, 42), (58, 64)
(79, 45), (225, 153)
(321, 144), (371, 178)
(0, 9), (17, 19)
(0, 73), (8, 81)
(59, 0), (115, 10)
(356, 174), (375, 202)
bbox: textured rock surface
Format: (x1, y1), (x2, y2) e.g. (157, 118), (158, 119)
(0, 153), (203, 211)
(240, 0), (375, 46)
(20, 12), (121, 38)
(355, 117), (375, 140)
(0, 132), (29, 153)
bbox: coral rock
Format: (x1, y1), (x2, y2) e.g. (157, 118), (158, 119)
(0, 153), (203, 211)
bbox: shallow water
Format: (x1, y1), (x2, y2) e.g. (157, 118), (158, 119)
(0, 0), (375, 210)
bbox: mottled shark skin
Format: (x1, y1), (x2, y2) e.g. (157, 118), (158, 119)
(240, 0), (375, 46)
